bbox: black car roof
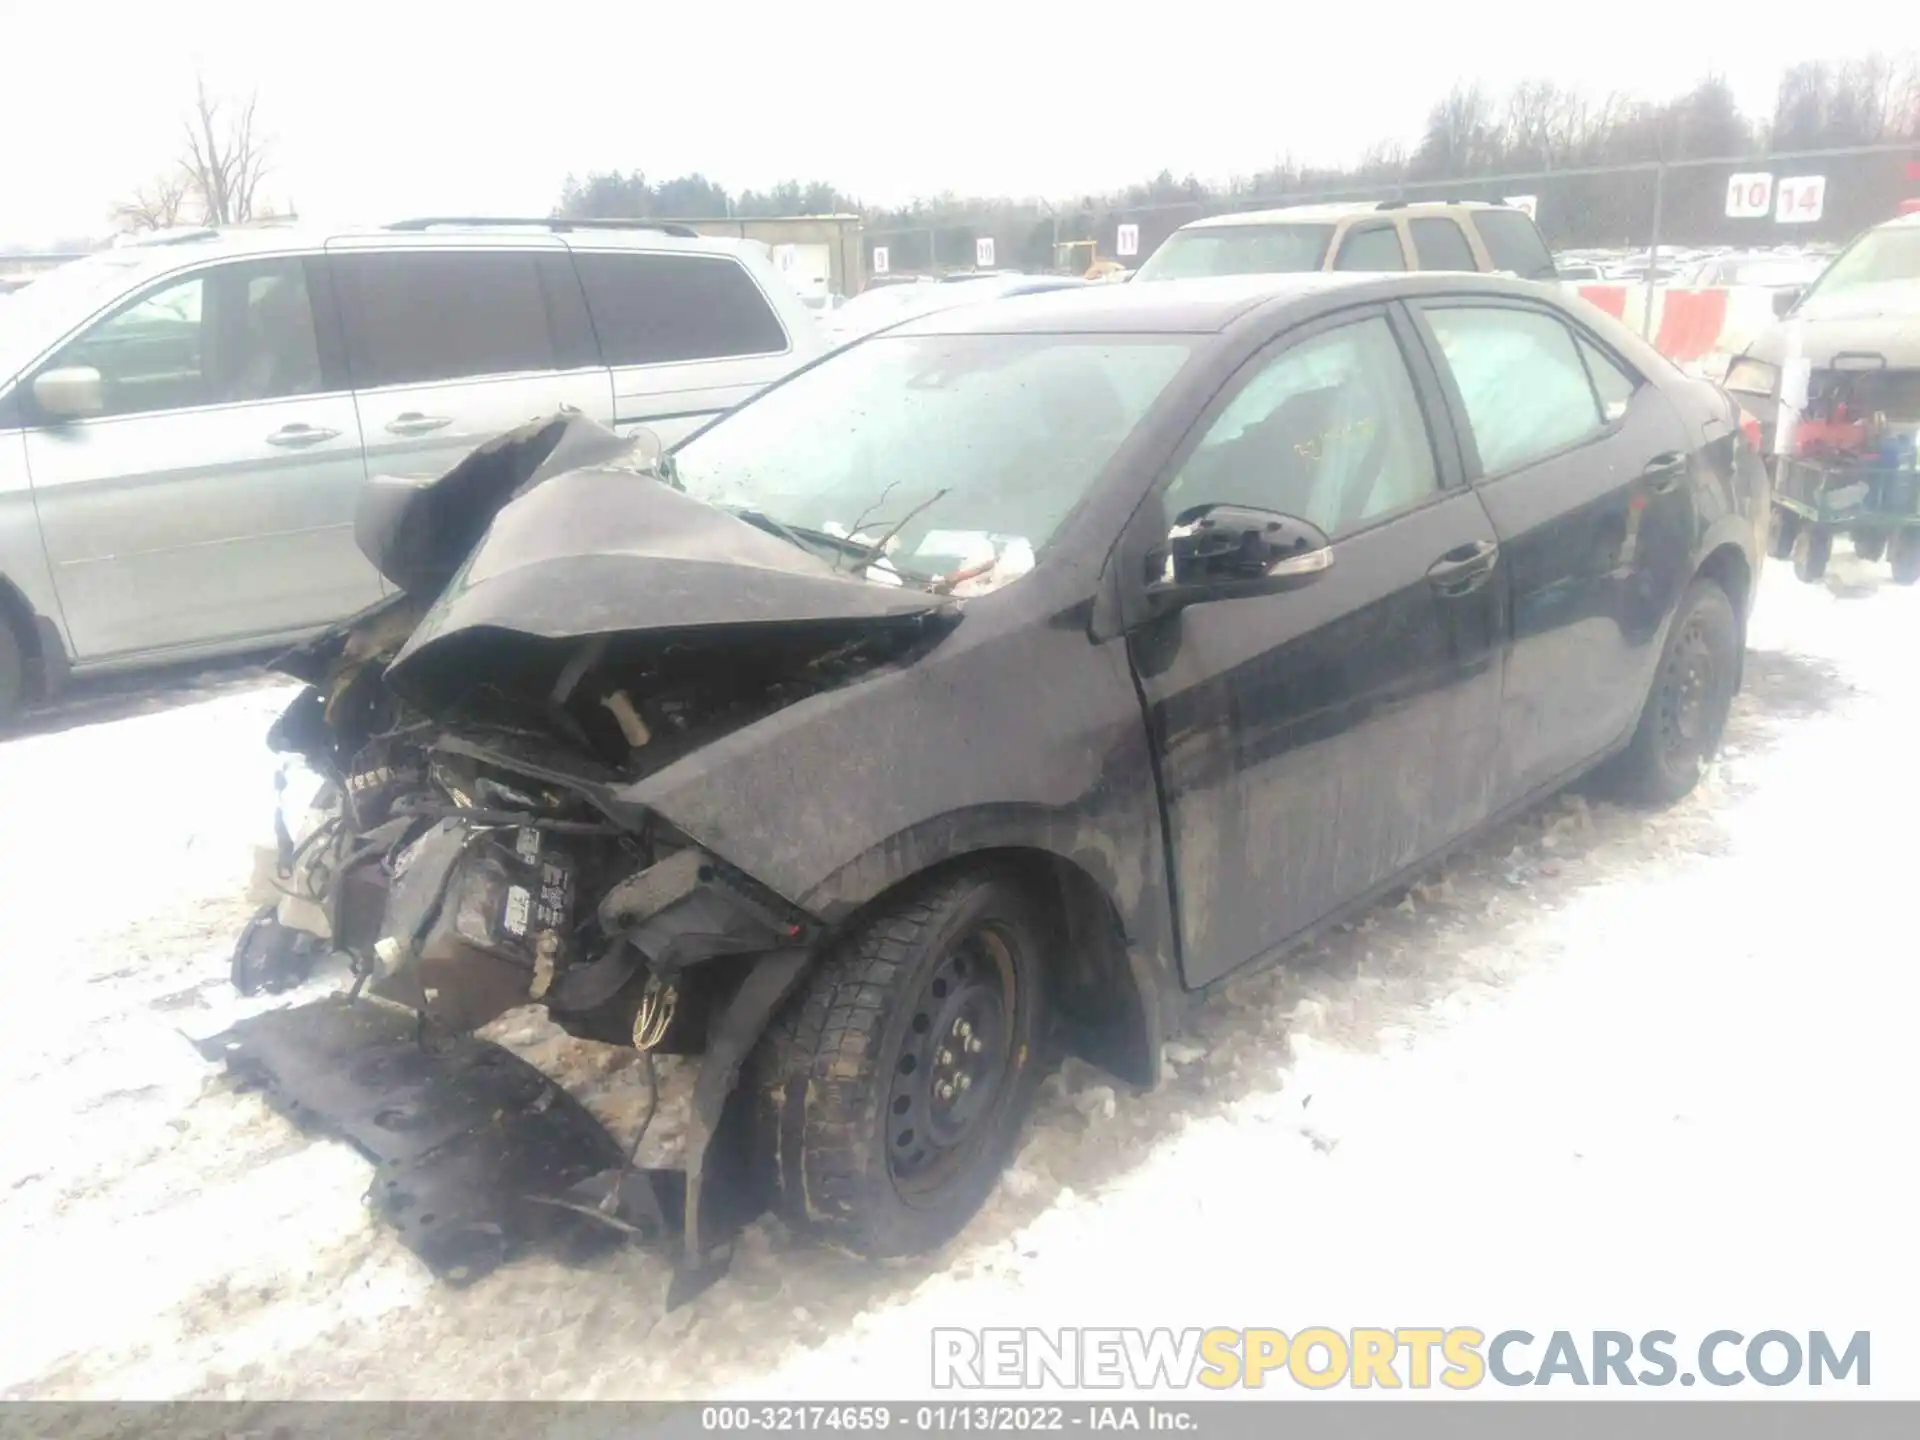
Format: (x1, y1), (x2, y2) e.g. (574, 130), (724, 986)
(890, 271), (1576, 336)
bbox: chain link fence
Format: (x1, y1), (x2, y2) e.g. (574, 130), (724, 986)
(861, 140), (1920, 288)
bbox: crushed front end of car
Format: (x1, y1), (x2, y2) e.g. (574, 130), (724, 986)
(210, 411), (965, 1305)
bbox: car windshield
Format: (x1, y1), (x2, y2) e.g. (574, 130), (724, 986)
(1796, 227), (1920, 315)
(671, 331), (1196, 577)
(1132, 224), (1335, 280)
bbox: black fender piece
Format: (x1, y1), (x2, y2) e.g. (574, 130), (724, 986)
(669, 946), (813, 1309)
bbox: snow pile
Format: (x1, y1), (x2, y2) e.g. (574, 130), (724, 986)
(3, 551), (1918, 1399)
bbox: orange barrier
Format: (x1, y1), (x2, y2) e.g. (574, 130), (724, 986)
(1569, 284), (1778, 374)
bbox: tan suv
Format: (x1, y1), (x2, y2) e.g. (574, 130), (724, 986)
(1132, 200), (1559, 283)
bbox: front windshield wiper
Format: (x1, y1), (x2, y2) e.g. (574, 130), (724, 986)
(723, 506), (943, 586)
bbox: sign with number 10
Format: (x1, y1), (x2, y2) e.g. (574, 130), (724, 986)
(1724, 172), (1773, 218)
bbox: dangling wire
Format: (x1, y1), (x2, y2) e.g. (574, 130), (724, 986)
(631, 974), (678, 1052)
(603, 1049), (660, 1217)
(600, 975), (676, 1217)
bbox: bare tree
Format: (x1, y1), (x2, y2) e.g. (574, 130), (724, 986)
(111, 172), (190, 232)
(180, 76), (270, 225)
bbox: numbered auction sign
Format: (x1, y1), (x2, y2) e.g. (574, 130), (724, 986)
(1116, 223), (1139, 258)
(872, 246), (890, 275)
(975, 237), (996, 268)
(1725, 172), (1773, 219)
(1775, 176), (1826, 224)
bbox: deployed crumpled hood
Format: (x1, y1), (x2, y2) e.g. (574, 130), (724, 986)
(356, 411), (646, 597)
(385, 463), (952, 702)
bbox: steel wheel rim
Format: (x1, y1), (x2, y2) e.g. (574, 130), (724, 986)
(1656, 619), (1716, 764)
(885, 922), (1018, 1203)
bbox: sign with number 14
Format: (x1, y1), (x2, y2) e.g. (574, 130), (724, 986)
(1775, 175), (1826, 223)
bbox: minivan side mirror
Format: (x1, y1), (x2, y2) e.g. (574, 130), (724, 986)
(1143, 503), (1333, 616)
(33, 366), (104, 421)
(1772, 286), (1804, 318)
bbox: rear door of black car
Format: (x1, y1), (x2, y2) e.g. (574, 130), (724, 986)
(1124, 303), (1507, 990)
(1405, 297), (1697, 806)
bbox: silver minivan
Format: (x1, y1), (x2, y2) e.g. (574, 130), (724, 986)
(0, 219), (826, 721)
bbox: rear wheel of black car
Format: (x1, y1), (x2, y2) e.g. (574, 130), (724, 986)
(1767, 507), (1799, 561)
(0, 619), (24, 728)
(1853, 529), (1889, 563)
(751, 866), (1048, 1259)
(1890, 531), (1920, 586)
(1792, 526), (1831, 584)
(1599, 579), (1738, 807)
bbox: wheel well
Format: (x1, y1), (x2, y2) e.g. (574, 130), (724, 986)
(832, 847), (1158, 1088)
(1697, 543), (1751, 617)
(1695, 543), (1752, 687)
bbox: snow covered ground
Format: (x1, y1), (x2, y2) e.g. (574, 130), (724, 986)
(2, 552), (1916, 1400)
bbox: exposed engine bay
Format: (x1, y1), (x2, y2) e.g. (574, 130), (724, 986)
(223, 411), (969, 1304)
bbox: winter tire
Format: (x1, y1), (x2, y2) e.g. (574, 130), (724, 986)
(1791, 526), (1831, 584)
(751, 865), (1048, 1258)
(1598, 578), (1739, 807)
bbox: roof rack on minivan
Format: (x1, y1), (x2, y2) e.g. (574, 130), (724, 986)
(112, 226), (223, 249)
(384, 216), (702, 239)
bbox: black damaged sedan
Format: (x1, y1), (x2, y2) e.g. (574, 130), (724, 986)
(237, 271), (1767, 1295)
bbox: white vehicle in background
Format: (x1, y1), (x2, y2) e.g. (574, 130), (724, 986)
(1671, 252), (1829, 291)
(823, 272), (1090, 345)
(0, 217), (824, 723)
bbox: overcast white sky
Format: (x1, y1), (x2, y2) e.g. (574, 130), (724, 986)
(3, 0), (1905, 246)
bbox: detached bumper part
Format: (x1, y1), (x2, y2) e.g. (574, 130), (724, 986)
(195, 997), (668, 1283)
(199, 944), (816, 1307)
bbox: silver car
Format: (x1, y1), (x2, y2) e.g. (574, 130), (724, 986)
(0, 219), (826, 722)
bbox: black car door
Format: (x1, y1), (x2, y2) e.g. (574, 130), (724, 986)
(1123, 304), (1508, 991)
(1405, 298), (1698, 805)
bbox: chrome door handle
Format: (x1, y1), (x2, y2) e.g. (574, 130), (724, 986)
(385, 412), (453, 436)
(266, 424), (340, 448)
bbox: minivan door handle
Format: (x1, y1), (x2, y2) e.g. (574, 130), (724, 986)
(1642, 451), (1687, 494)
(265, 423), (340, 448)
(1427, 539), (1500, 596)
(385, 412), (452, 436)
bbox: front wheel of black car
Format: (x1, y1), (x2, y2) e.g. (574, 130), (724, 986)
(751, 866), (1049, 1259)
(1599, 579), (1738, 808)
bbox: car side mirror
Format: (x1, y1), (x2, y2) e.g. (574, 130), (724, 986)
(32, 366), (104, 421)
(1143, 503), (1333, 615)
(1772, 286), (1803, 318)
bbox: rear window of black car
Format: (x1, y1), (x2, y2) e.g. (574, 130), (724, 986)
(1471, 210), (1557, 281)
(572, 251), (788, 366)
